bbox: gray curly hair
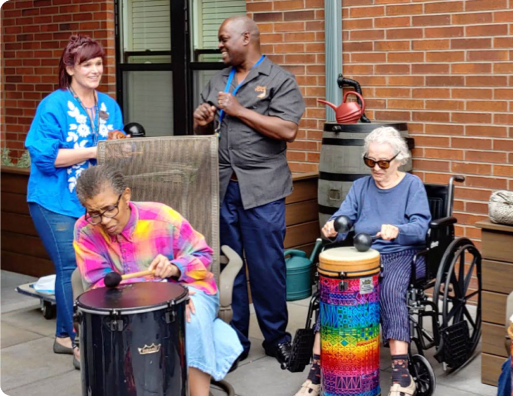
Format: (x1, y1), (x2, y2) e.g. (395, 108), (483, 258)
(363, 126), (410, 165)
(75, 165), (127, 204)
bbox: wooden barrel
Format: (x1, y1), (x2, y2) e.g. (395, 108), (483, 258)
(318, 122), (414, 227)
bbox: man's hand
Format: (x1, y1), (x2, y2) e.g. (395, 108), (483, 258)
(217, 92), (243, 117)
(148, 254), (180, 279)
(322, 220), (337, 239)
(376, 224), (399, 241)
(193, 103), (216, 127)
(186, 289), (196, 323)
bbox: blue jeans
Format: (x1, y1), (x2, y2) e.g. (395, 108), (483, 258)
(29, 203), (78, 340)
(220, 181), (290, 354)
(498, 356), (511, 396)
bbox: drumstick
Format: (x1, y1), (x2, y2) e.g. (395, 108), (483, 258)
(104, 269), (155, 288)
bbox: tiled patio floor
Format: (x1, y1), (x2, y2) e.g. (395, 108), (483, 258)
(1, 270), (499, 396)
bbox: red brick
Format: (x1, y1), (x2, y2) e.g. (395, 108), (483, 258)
(494, 10), (513, 22)
(351, 53), (387, 63)
(388, 76), (424, 86)
(426, 51), (464, 62)
(413, 159), (450, 172)
(494, 139), (513, 151)
(283, 32), (313, 42)
(452, 89), (493, 99)
(426, 124), (465, 137)
(350, 6), (385, 18)
(386, 28), (423, 40)
(424, 148), (464, 160)
(494, 113), (513, 125)
(452, 112), (493, 124)
(344, 19), (373, 30)
(464, 176), (507, 190)
(374, 110), (411, 121)
(386, 100), (426, 112)
(466, 150), (507, 163)
(495, 89), (513, 100)
(466, 76), (508, 87)
(375, 88), (411, 98)
(274, 43), (304, 53)
(494, 63), (513, 74)
(375, 41), (409, 51)
(274, 21), (305, 32)
(467, 100), (508, 112)
(494, 37), (513, 49)
(350, 30), (385, 41)
(425, 27), (464, 38)
(305, 21), (324, 31)
(452, 12), (493, 25)
(285, 10), (315, 21)
(412, 64), (449, 74)
(414, 136), (450, 147)
(465, 0), (507, 11)
(452, 162), (492, 175)
(413, 15), (451, 26)
(466, 24), (508, 37)
(413, 39), (450, 50)
(387, 4), (423, 16)
(254, 12), (283, 22)
(494, 165), (513, 177)
(375, 64), (410, 74)
(413, 111), (450, 122)
(452, 137), (492, 150)
(425, 100), (465, 111)
(343, 65), (373, 75)
(452, 63), (491, 74)
(247, 2), (274, 12)
(426, 76), (464, 87)
(425, 1), (464, 13)
(274, 0), (305, 11)
(344, 42), (373, 52)
(468, 50), (509, 61)
(413, 88), (450, 99)
(387, 52), (424, 63)
(374, 16), (411, 28)
(466, 125), (508, 137)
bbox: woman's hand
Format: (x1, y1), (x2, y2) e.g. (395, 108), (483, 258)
(148, 254), (180, 279)
(376, 224), (399, 241)
(186, 289), (196, 323)
(322, 220), (337, 239)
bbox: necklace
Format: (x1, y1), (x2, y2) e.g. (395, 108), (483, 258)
(68, 86), (100, 145)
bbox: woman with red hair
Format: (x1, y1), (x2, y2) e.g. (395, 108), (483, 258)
(25, 35), (124, 368)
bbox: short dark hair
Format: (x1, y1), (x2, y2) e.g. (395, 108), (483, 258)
(75, 165), (127, 204)
(58, 35), (105, 89)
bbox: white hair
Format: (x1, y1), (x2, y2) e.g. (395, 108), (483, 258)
(363, 126), (410, 165)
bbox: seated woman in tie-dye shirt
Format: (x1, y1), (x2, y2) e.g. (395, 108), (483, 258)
(73, 164), (243, 396)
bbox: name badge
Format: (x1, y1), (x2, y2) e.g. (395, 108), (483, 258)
(99, 110), (109, 120)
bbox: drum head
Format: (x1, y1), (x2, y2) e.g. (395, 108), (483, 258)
(76, 282), (188, 313)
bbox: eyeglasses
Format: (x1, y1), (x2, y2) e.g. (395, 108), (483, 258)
(363, 152), (399, 170)
(85, 194), (122, 225)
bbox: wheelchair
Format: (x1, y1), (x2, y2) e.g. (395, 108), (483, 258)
(287, 175), (482, 396)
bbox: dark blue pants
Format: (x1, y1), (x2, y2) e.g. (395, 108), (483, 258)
(220, 181), (290, 354)
(29, 203), (77, 341)
(498, 356), (511, 396)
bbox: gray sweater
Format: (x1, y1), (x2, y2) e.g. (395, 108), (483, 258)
(330, 173), (431, 254)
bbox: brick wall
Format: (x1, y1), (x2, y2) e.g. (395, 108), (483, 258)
(251, 0), (513, 246)
(1, 0), (116, 160)
(247, 0), (326, 173)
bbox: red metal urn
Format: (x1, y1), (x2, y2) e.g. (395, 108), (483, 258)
(317, 91), (365, 124)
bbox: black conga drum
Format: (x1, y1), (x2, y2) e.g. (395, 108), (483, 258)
(75, 282), (188, 396)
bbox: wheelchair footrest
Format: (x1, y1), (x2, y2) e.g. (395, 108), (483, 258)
(436, 321), (470, 368)
(286, 328), (315, 373)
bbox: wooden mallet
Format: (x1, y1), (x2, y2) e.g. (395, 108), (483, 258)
(104, 269), (155, 288)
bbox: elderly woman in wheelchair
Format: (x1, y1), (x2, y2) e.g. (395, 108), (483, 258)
(295, 126), (431, 396)
(72, 164), (243, 396)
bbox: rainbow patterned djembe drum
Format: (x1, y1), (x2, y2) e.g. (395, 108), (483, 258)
(318, 247), (381, 396)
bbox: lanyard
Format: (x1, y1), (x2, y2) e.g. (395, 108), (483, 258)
(216, 55), (265, 135)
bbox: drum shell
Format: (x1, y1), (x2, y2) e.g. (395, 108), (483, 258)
(318, 247), (381, 279)
(318, 247), (381, 396)
(75, 286), (188, 396)
(318, 122), (413, 227)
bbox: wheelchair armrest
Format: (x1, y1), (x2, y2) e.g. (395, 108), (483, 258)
(430, 216), (457, 229)
(218, 245), (243, 310)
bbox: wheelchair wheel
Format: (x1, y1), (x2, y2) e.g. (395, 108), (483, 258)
(410, 354), (436, 396)
(433, 237), (481, 369)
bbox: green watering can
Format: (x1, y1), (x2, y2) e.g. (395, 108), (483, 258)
(285, 238), (323, 301)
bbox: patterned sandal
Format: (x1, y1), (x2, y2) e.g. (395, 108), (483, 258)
(294, 380), (320, 396)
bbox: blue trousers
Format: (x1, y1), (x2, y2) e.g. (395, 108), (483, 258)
(220, 181), (290, 354)
(498, 356), (511, 396)
(29, 203), (78, 340)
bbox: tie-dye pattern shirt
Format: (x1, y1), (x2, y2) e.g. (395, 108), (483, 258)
(74, 201), (217, 294)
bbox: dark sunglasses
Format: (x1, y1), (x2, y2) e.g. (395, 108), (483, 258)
(363, 152), (399, 170)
